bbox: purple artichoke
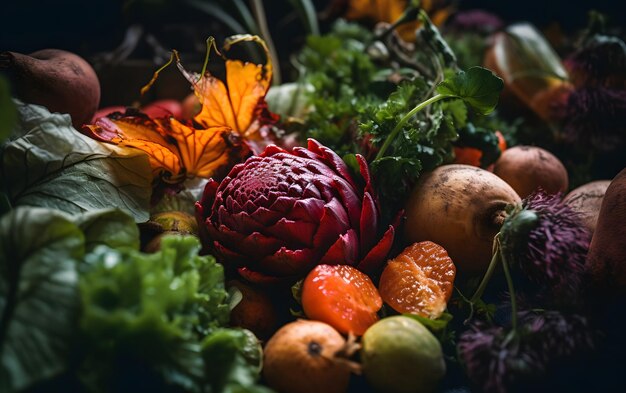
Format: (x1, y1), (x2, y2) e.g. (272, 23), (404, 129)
(196, 139), (396, 284)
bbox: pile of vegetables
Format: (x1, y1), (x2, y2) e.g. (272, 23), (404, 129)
(1, 1), (625, 393)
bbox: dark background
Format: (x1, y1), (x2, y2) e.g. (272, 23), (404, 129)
(1, 0), (624, 106)
(2, 0), (624, 53)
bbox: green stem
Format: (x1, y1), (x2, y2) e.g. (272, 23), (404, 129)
(469, 238), (501, 304)
(500, 241), (518, 330)
(140, 50), (178, 96)
(375, 93), (448, 160)
(199, 37), (219, 81)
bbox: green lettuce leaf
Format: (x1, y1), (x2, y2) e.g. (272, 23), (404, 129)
(78, 235), (231, 392)
(436, 67), (504, 115)
(0, 208), (265, 392)
(0, 207), (83, 393)
(1, 101), (152, 222)
(202, 329), (272, 393)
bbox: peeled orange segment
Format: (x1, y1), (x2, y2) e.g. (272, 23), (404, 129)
(379, 241), (456, 319)
(302, 264), (382, 336)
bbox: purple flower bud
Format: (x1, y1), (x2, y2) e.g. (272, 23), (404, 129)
(458, 310), (596, 393)
(564, 35), (626, 89)
(501, 192), (591, 303)
(560, 86), (626, 152)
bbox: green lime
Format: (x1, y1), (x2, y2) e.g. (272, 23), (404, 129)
(361, 316), (445, 393)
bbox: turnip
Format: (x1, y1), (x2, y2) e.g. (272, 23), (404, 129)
(0, 49), (100, 129)
(404, 164), (521, 273)
(493, 145), (568, 198)
(586, 169), (626, 295)
(563, 180), (611, 234)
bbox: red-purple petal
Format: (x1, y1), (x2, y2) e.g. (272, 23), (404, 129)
(265, 217), (317, 248)
(291, 200), (323, 224)
(258, 247), (318, 276)
(357, 225), (395, 274)
(214, 240), (247, 264)
(318, 229), (358, 266)
(332, 177), (361, 229)
(238, 266), (289, 285)
(313, 198), (351, 249)
(359, 192), (378, 255)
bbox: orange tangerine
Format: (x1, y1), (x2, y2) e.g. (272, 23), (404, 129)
(302, 264), (382, 336)
(379, 241), (456, 319)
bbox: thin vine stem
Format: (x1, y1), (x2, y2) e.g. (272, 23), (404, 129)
(469, 234), (502, 304)
(500, 240), (518, 330)
(375, 93), (448, 160)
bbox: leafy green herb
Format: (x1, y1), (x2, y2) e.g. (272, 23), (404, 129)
(296, 21), (384, 155)
(359, 66), (501, 218)
(436, 67), (504, 115)
(418, 9), (457, 68)
(1, 101), (152, 222)
(375, 66), (502, 160)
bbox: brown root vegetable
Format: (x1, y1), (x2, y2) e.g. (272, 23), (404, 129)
(493, 145), (568, 198)
(228, 279), (279, 340)
(563, 180), (611, 234)
(586, 169), (626, 295)
(263, 320), (353, 393)
(0, 49), (100, 129)
(404, 164), (521, 273)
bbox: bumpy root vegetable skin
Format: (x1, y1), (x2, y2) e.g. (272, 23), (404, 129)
(493, 145), (569, 198)
(586, 169), (626, 295)
(403, 165), (521, 273)
(564, 180), (611, 234)
(0, 49), (100, 129)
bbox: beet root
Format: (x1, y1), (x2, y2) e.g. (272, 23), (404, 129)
(0, 49), (100, 129)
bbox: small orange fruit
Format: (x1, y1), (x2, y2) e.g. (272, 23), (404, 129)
(379, 241), (456, 319)
(302, 264), (382, 335)
(263, 319), (351, 393)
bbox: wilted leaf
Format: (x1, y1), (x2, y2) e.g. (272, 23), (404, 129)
(2, 101), (152, 222)
(84, 113), (248, 183)
(178, 34), (278, 152)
